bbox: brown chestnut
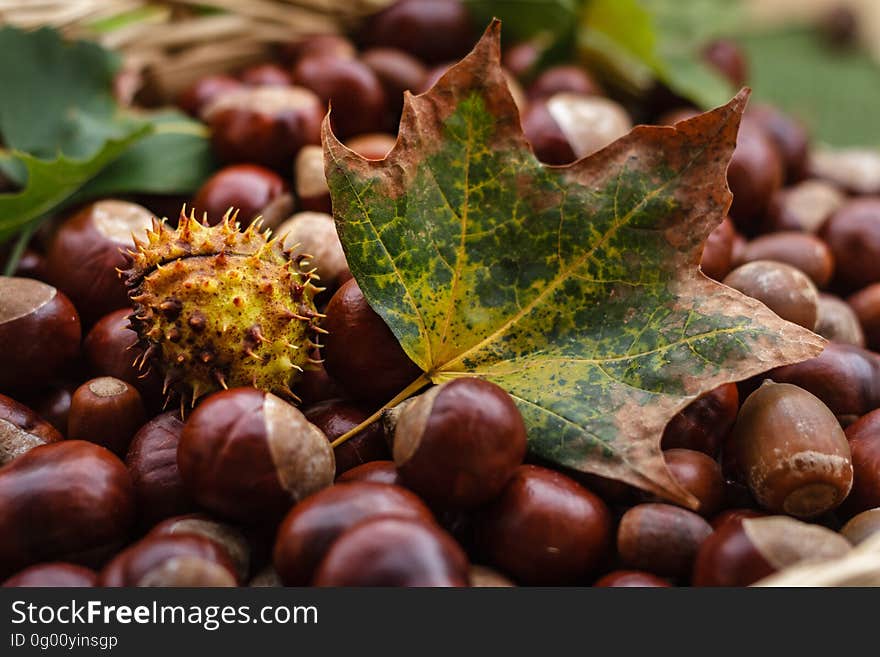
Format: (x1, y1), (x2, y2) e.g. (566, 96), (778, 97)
(847, 283), (880, 350)
(294, 144), (331, 213)
(661, 449), (724, 517)
(821, 197), (880, 292)
(692, 515), (850, 586)
(276, 212), (350, 288)
(617, 503), (713, 579)
(816, 293), (865, 346)
(0, 393), (62, 465)
(593, 570), (671, 587)
(83, 308), (162, 407)
(476, 465), (612, 585)
(527, 65), (603, 100)
(292, 55), (386, 139)
(766, 179), (845, 233)
(545, 94), (631, 159)
(739, 232), (834, 287)
(177, 74), (242, 118)
(303, 398), (389, 476)
(99, 534), (237, 587)
(842, 409), (880, 515)
(361, 47), (428, 121)
(723, 260), (819, 330)
(20, 383), (74, 435)
(205, 85), (323, 169)
(731, 381), (853, 517)
(313, 516), (469, 587)
(126, 411), (193, 526)
(0, 277), (80, 392)
(336, 460), (401, 485)
(503, 40), (542, 79)
(3, 563), (97, 587)
(727, 121), (784, 233)
(769, 342), (880, 417)
(661, 382), (739, 456)
(361, 0), (475, 64)
(68, 377), (145, 456)
(46, 200), (153, 324)
(701, 39), (748, 87)
(149, 514), (250, 582)
(294, 361), (347, 406)
(323, 279), (422, 404)
(178, 388), (334, 521)
(273, 480), (433, 585)
(700, 216), (737, 281)
(748, 104), (810, 183)
(523, 94), (631, 165)
(192, 164), (288, 227)
(394, 378), (527, 508)
(521, 100), (575, 165)
(841, 508), (880, 545)
(0, 441), (134, 578)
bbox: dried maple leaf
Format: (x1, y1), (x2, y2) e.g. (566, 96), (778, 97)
(322, 21), (825, 505)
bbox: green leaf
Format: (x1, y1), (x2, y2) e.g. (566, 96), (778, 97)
(739, 27), (880, 148)
(324, 23), (824, 504)
(0, 26), (132, 164)
(465, 0), (582, 43)
(578, 0), (740, 108)
(76, 111), (216, 200)
(0, 125), (151, 243)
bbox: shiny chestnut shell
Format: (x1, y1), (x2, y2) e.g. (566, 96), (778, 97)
(0, 277), (81, 393)
(313, 516), (469, 587)
(0, 393), (63, 465)
(476, 465), (612, 585)
(273, 481), (433, 585)
(126, 411), (193, 526)
(178, 388), (335, 521)
(323, 279), (422, 404)
(393, 378), (527, 508)
(3, 563), (97, 587)
(0, 441), (135, 578)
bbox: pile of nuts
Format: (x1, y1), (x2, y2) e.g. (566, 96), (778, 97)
(1, 0), (880, 587)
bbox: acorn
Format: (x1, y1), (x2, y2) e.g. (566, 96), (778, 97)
(119, 208), (326, 405)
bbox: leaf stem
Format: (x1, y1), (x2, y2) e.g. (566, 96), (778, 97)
(3, 222), (37, 276)
(329, 372), (432, 448)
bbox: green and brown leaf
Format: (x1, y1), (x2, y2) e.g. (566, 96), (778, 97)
(323, 22), (824, 505)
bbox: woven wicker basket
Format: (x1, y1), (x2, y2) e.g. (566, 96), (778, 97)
(0, 0), (392, 103)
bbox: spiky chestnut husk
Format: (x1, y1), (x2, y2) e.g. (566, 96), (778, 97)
(120, 209), (326, 405)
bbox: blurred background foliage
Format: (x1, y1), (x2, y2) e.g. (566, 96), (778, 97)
(1, 0), (877, 146)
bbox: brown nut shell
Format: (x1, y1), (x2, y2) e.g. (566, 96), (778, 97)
(0, 441), (135, 578)
(394, 378), (527, 508)
(99, 534), (238, 587)
(313, 516), (469, 587)
(617, 503), (713, 578)
(178, 388), (334, 521)
(0, 393), (62, 466)
(273, 481), (433, 585)
(3, 563), (97, 587)
(476, 465), (612, 585)
(731, 381), (853, 517)
(0, 277), (81, 393)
